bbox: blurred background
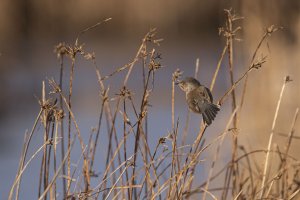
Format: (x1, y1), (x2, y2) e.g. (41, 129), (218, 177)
(1, 0), (300, 199)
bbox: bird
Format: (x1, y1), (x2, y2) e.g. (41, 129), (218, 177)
(176, 77), (220, 125)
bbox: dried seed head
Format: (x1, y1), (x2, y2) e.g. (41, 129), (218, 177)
(172, 68), (183, 82)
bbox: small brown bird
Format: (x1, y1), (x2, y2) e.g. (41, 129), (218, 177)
(177, 77), (220, 125)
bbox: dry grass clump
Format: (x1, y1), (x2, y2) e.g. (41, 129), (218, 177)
(9, 9), (300, 200)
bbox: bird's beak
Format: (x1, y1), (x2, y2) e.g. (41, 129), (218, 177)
(175, 80), (181, 85)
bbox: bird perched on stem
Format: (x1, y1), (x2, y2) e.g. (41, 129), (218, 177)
(176, 77), (220, 125)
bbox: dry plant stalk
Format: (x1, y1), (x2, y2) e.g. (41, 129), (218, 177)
(9, 10), (300, 200)
(258, 76), (292, 199)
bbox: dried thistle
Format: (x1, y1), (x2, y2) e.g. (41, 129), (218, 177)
(172, 68), (183, 82)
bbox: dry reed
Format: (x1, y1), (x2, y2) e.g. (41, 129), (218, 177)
(8, 10), (300, 200)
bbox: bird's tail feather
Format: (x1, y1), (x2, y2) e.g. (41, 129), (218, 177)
(202, 103), (220, 125)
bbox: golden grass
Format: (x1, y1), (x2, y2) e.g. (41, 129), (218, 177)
(9, 9), (300, 200)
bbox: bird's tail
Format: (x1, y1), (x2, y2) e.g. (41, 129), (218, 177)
(202, 103), (220, 126)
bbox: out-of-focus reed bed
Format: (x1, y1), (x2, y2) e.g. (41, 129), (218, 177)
(9, 9), (300, 200)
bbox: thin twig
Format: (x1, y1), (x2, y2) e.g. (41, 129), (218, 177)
(8, 109), (43, 200)
(203, 106), (239, 200)
(258, 76), (291, 199)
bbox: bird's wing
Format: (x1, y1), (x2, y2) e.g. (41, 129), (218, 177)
(204, 87), (213, 102)
(193, 86), (213, 103)
(186, 87), (209, 113)
(187, 87), (219, 125)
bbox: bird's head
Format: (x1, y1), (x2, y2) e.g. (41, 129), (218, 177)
(176, 77), (201, 93)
